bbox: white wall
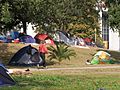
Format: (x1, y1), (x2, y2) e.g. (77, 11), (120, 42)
(26, 23), (37, 37)
(109, 28), (120, 51)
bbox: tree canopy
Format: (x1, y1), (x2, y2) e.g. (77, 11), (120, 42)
(106, 0), (120, 35)
(0, 0), (99, 36)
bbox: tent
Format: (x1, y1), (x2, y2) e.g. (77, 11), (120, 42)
(8, 45), (44, 66)
(19, 35), (35, 43)
(0, 64), (15, 86)
(0, 35), (7, 43)
(56, 31), (75, 45)
(90, 51), (114, 64)
(35, 34), (48, 41)
(10, 31), (19, 39)
(34, 33), (54, 45)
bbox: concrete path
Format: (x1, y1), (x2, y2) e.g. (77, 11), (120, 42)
(9, 65), (120, 72)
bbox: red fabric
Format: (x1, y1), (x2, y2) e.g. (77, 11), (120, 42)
(35, 34), (48, 40)
(50, 39), (54, 45)
(84, 38), (92, 43)
(14, 40), (20, 43)
(39, 44), (48, 53)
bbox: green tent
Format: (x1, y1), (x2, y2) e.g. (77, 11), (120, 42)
(91, 56), (99, 64)
(90, 51), (114, 64)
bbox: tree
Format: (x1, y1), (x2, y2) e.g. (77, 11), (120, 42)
(1, 0), (99, 35)
(108, 5), (120, 34)
(34, 0), (99, 35)
(7, 0), (33, 34)
(0, 1), (13, 32)
(106, 0), (120, 50)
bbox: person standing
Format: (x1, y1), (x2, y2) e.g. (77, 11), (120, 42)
(39, 40), (48, 68)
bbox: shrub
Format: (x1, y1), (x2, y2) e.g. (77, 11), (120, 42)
(47, 43), (76, 64)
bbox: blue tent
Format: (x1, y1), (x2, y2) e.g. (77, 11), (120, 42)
(8, 45), (44, 66)
(10, 31), (19, 39)
(0, 64), (15, 86)
(19, 35), (35, 43)
(0, 35), (7, 43)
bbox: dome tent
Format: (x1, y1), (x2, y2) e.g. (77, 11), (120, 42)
(90, 51), (114, 64)
(8, 45), (44, 66)
(0, 64), (15, 86)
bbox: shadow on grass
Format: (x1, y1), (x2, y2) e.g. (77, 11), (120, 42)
(46, 60), (56, 66)
(0, 43), (15, 65)
(0, 43), (57, 67)
(14, 75), (65, 89)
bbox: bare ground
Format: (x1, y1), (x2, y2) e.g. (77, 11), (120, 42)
(9, 65), (120, 75)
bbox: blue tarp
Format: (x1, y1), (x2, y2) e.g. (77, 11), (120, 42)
(19, 35), (35, 43)
(10, 31), (19, 39)
(0, 64), (15, 86)
(0, 35), (7, 43)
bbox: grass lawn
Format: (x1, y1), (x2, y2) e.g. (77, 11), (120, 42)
(0, 43), (120, 90)
(1, 70), (120, 90)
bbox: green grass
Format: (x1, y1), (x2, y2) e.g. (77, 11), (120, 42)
(0, 43), (120, 66)
(0, 43), (120, 90)
(1, 73), (120, 90)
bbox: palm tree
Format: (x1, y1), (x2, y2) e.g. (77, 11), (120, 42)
(47, 43), (76, 64)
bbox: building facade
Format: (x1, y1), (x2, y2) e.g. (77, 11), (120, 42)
(101, 10), (120, 51)
(97, 0), (120, 51)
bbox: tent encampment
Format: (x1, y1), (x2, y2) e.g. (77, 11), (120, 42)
(90, 51), (114, 64)
(0, 64), (15, 86)
(8, 45), (44, 66)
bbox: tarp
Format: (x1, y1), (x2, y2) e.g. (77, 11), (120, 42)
(35, 34), (48, 41)
(0, 35), (7, 43)
(19, 35), (35, 43)
(57, 31), (75, 45)
(34, 34), (54, 45)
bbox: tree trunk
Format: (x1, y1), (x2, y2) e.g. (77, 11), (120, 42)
(118, 29), (120, 51)
(119, 36), (120, 51)
(22, 21), (27, 34)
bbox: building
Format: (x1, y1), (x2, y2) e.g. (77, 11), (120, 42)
(109, 28), (120, 51)
(97, 0), (120, 51)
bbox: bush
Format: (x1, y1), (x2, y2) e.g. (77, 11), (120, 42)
(47, 43), (76, 64)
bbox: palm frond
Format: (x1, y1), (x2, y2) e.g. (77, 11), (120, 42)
(47, 43), (76, 64)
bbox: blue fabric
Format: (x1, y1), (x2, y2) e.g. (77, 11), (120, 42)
(8, 45), (43, 66)
(8, 45), (30, 65)
(10, 32), (15, 39)
(19, 35), (35, 43)
(0, 66), (15, 86)
(0, 64), (7, 70)
(14, 32), (19, 39)
(10, 31), (19, 39)
(0, 36), (7, 42)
